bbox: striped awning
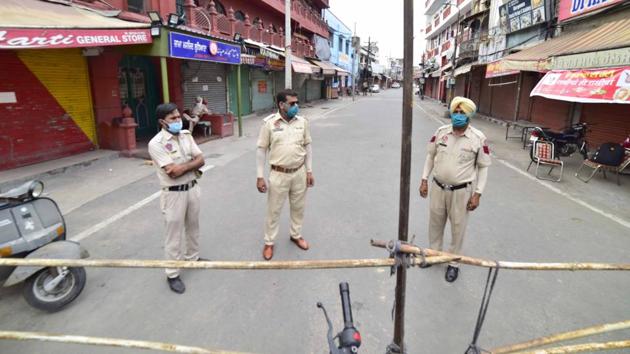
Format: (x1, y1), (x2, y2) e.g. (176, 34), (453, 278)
(491, 18), (630, 76)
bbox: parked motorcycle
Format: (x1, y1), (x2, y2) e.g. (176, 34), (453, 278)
(529, 122), (589, 159)
(0, 181), (88, 312)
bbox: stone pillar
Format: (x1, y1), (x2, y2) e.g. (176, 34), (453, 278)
(118, 105), (139, 157)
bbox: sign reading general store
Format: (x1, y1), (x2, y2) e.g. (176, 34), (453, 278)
(0, 29), (151, 49)
(499, 0), (546, 33)
(558, 0), (625, 22)
(169, 32), (240, 64)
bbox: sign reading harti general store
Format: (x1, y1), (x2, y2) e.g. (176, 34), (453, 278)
(169, 32), (240, 64)
(0, 29), (151, 49)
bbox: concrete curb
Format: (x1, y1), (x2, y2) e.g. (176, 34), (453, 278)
(0, 151), (121, 190)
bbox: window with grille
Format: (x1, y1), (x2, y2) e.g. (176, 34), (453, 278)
(127, 0), (144, 13)
(234, 10), (246, 21)
(338, 36), (343, 49)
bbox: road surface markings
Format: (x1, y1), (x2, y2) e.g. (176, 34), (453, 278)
(70, 165), (215, 242)
(414, 102), (630, 230)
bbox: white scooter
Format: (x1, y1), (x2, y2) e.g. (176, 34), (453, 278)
(0, 181), (88, 312)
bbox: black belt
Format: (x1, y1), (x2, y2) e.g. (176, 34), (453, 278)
(165, 180), (197, 192)
(433, 178), (470, 191)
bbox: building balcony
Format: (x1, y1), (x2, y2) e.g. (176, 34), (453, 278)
(425, 0), (473, 39)
(458, 38), (480, 61)
(424, 0), (445, 16)
(258, 0), (329, 38)
(185, 3), (315, 57)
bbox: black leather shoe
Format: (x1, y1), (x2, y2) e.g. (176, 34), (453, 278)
(445, 265), (459, 283)
(197, 257), (210, 262)
(167, 276), (186, 294)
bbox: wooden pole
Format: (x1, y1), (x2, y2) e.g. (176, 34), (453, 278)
(284, 0), (292, 89)
(389, 1), (414, 353)
(0, 330), (251, 354)
(370, 240), (630, 271)
(492, 320), (630, 353)
(0, 256), (458, 270)
(508, 340), (630, 354)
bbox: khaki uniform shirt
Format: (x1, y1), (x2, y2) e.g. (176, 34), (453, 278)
(148, 129), (202, 187)
(422, 125), (491, 193)
(257, 113), (312, 169)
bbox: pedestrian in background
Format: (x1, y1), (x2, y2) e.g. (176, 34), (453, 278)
(419, 96), (491, 282)
(148, 103), (207, 294)
(256, 89), (314, 261)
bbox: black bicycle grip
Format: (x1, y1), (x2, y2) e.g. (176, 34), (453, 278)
(339, 282), (353, 328)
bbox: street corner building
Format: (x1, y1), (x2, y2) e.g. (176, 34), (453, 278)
(1, 0), (357, 172)
(421, 0), (630, 148)
(0, 0), (154, 170)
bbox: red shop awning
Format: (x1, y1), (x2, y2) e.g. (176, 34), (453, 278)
(531, 66), (630, 104)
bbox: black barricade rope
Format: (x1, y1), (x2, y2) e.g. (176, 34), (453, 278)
(465, 264), (500, 354)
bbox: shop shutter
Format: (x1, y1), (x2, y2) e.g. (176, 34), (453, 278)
(307, 79), (322, 101)
(182, 61), (227, 114)
(530, 96), (571, 131)
(580, 103), (630, 147)
(469, 67), (484, 105)
(490, 74), (518, 121)
(1, 49), (95, 170)
(479, 77), (492, 115)
(454, 74), (467, 97)
(252, 69), (274, 111)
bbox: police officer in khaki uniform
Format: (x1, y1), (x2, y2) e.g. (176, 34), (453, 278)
(419, 96), (491, 282)
(148, 103), (206, 294)
(256, 89), (314, 260)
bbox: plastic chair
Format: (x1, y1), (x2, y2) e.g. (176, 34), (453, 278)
(527, 140), (564, 182)
(575, 143), (627, 185)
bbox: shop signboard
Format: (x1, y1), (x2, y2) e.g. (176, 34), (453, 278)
(558, 0), (624, 22)
(499, 0), (546, 33)
(169, 32), (240, 64)
(531, 66), (630, 104)
(0, 28), (151, 49)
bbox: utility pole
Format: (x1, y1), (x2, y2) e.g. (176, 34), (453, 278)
(448, 2), (461, 106)
(285, 0), (292, 89)
(367, 37), (371, 87)
(388, 0), (413, 353)
(351, 22), (357, 101)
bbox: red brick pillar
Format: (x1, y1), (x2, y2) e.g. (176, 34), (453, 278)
(118, 105), (139, 157)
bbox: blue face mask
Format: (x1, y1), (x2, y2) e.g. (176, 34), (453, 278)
(167, 121), (183, 134)
(451, 113), (468, 128)
(286, 104), (299, 119)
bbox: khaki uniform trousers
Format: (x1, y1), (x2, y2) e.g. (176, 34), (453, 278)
(264, 166), (307, 245)
(160, 184), (201, 278)
(428, 181), (471, 257)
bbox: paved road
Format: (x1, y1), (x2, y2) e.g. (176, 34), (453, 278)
(1, 90), (628, 354)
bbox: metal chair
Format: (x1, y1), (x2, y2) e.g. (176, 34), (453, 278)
(575, 143), (627, 185)
(527, 140), (564, 182)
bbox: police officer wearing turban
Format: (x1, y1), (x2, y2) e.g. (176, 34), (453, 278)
(419, 97), (491, 282)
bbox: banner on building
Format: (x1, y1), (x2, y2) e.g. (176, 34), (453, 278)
(558, 0), (624, 22)
(485, 60), (520, 78)
(169, 32), (240, 64)
(499, 0), (546, 33)
(0, 29), (151, 49)
(531, 67), (630, 104)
